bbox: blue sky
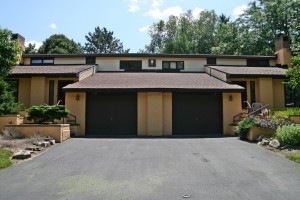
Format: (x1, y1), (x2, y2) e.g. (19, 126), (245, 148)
(0, 0), (250, 53)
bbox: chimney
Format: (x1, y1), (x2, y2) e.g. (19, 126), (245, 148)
(275, 35), (292, 68)
(12, 33), (25, 52)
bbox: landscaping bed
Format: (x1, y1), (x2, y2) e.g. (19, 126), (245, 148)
(257, 137), (300, 164)
(0, 131), (55, 167)
(236, 108), (300, 164)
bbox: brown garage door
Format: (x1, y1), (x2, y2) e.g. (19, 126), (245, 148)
(173, 93), (222, 135)
(86, 93), (137, 136)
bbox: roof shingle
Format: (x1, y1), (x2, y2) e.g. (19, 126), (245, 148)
(208, 66), (287, 76)
(63, 72), (244, 91)
(10, 65), (94, 75)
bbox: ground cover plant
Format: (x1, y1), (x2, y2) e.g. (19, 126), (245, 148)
(285, 153), (300, 164)
(273, 108), (300, 117)
(0, 149), (13, 169)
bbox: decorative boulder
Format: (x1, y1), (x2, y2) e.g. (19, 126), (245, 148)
(269, 139), (280, 149)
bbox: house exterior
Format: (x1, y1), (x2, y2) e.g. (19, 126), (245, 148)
(7, 36), (292, 137)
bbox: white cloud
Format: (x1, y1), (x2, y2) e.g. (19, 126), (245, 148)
(48, 23), (56, 29)
(25, 40), (43, 49)
(128, 4), (140, 12)
(192, 7), (204, 19)
(139, 25), (150, 32)
(151, 0), (163, 7)
(128, 0), (146, 12)
(146, 6), (183, 19)
(233, 4), (248, 18)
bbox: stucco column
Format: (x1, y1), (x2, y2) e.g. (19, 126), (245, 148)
(65, 92), (86, 136)
(258, 78), (274, 109)
(138, 92), (172, 136)
(30, 77), (46, 106)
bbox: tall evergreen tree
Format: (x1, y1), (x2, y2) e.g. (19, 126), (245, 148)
(84, 27), (129, 53)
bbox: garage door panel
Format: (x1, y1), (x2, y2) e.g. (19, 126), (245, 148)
(86, 93), (137, 136)
(173, 93), (222, 135)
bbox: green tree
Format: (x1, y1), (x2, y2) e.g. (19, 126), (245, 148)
(84, 27), (129, 53)
(286, 42), (300, 89)
(38, 34), (83, 54)
(0, 29), (20, 77)
(211, 16), (239, 55)
(144, 10), (218, 54)
(0, 79), (21, 115)
(25, 43), (38, 54)
(235, 0), (300, 55)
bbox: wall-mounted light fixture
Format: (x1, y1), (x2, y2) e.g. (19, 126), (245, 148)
(76, 94), (80, 101)
(148, 59), (156, 67)
(229, 95), (233, 101)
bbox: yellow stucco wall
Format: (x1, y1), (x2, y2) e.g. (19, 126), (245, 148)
(258, 78), (274, 109)
(223, 93), (242, 135)
(163, 93), (172, 136)
(30, 77), (46, 106)
(5, 124), (70, 143)
(18, 78), (31, 109)
(228, 78), (259, 105)
(137, 93), (148, 136)
(65, 92), (86, 136)
(15, 77), (78, 108)
(273, 79), (285, 110)
(138, 92), (172, 136)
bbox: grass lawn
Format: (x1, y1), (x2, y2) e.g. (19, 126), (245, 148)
(0, 149), (13, 170)
(286, 153), (300, 164)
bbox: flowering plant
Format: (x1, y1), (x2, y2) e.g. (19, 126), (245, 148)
(250, 115), (291, 129)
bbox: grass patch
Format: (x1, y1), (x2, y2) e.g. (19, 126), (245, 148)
(286, 153), (300, 164)
(0, 149), (13, 170)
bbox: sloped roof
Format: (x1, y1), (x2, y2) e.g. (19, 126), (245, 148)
(63, 72), (244, 92)
(10, 65), (94, 77)
(207, 66), (287, 77)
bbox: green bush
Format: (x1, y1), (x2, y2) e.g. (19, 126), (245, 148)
(276, 125), (300, 146)
(273, 108), (300, 117)
(26, 105), (69, 124)
(236, 117), (256, 139)
(0, 79), (21, 115)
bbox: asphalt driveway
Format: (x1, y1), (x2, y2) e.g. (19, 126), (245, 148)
(0, 137), (299, 200)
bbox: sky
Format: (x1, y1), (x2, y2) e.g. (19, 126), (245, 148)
(0, 0), (250, 53)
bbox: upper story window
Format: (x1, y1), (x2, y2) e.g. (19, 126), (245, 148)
(247, 59), (269, 67)
(86, 57), (96, 64)
(207, 57), (216, 65)
(31, 58), (54, 65)
(120, 60), (142, 71)
(162, 61), (184, 70)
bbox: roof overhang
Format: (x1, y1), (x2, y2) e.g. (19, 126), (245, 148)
(63, 72), (244, 92)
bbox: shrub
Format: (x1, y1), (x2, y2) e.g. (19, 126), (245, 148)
(237, 115), (292, 139)
(273, 108), (300, 117)
(236, 117), (256, 139)
(0, 79), (21, 115)
(276, 125), (300, 146)
(26, 105), (69, 124)
(1, 129), (24, 139)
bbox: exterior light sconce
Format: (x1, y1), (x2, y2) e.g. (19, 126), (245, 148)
(148, 59), (156, 67)
(229, 95), (233, 101)
(76, 94), (80, 101)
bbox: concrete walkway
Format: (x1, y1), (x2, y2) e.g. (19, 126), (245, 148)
(0, 137), (299, 200)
